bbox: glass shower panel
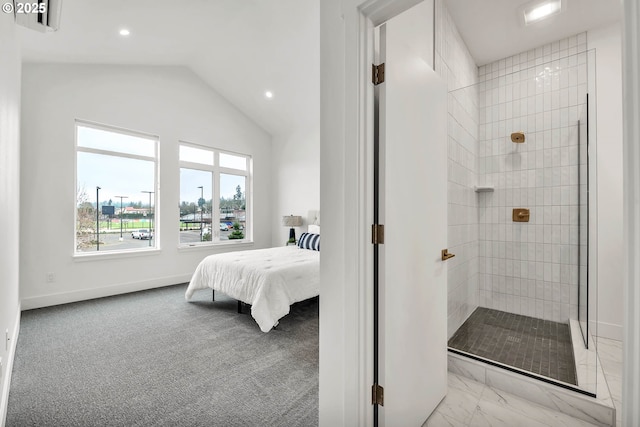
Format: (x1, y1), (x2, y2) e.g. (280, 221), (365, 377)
(446, 50), (598, 395)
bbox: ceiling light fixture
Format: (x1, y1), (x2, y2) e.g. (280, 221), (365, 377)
(265, 91), (274, 99)
(119, 29), (131, 36)
(523, 0), (561, 25)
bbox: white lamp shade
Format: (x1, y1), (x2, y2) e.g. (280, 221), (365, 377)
(282, 215), (303, 227)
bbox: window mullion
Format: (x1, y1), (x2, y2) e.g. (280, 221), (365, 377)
(78, 147), (155, 163)
(179, 161), (215, 172)
(219, 166), (249, 176)
(213, 171), (221, 241)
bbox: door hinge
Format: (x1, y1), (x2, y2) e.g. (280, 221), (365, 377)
(372, 383), (384, 406)
(372, 224), (384, 244)
(372, 63), (385, 85)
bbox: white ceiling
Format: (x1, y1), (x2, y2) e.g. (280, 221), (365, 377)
(18, 0), (319, 137)
(18, 0), (620, 137)
(445, 0), (622, 66)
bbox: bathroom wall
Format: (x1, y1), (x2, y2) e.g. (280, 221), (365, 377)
(476, 34), (589, 323)
(588, 23), (624, 340)
(434, 0), (480, 338)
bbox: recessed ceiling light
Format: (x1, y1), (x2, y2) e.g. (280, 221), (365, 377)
(119, 29), (131, 36)
(265, 91), (274, 99)
(524, 0), (561, 25)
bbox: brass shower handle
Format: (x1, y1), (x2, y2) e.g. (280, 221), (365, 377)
(513, 208), (530, 222)
(441, 249), (455, 261)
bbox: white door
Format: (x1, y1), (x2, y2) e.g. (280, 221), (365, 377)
(376, 4), (448, 426)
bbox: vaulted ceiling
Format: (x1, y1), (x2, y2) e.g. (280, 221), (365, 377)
(18, 0), (620, 137)
(19, 0), (319, 137)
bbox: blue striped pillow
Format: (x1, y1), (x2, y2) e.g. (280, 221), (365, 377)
(297, 232), (320, 251)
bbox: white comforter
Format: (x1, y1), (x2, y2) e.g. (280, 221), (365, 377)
(185, 246), (320, 332)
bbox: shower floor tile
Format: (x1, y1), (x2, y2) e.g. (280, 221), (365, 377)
(448, 307), (577, 385)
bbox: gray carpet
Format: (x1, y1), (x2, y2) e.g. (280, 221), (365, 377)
(6, 284), (318, 426)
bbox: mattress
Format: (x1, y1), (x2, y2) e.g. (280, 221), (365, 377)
(185, 245), (320, 332)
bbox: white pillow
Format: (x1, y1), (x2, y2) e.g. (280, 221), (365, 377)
(308, 224), (321, 235)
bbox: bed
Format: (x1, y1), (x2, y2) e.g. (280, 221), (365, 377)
(185, 231), (320, 332)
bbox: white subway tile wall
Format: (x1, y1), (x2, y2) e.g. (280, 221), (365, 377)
(475, 33), (589, 323)
(435, 0), (480, 338)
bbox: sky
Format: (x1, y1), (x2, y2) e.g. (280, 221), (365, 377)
(76, 125), (246, 206)
(77, 152), (155, 205)
(180, 170), (245, 203)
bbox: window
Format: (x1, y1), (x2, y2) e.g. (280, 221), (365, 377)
(179, 142), (251, 245)
(75, 122), (158, 254)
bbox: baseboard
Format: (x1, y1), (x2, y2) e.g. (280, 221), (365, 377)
(0, 305), (20, 427)
(590, 320), (623, 341)
(20, 274), (193, 311)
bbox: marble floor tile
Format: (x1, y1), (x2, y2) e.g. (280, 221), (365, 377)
(596, 337), (622, 353)
(448, 372), (484, 398)
(605, 374), (622, 403)
(597, 337), (623, 427)
(442, 334), (623, 427)
(600, 356), (622, 379)
(424, 372), (603, 427)
(468, 399), (553, 427)
(448, 354), (486, 383)
(612, 396), (622, 426)
(478, 385), (601, 427)
(596, 337), (623, 377)
(423, 409), (467, 427)
(434, 385), (481, 424)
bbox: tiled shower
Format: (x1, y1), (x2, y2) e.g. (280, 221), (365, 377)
(476, 34), (590, 325)
(446, 32), (598, 392)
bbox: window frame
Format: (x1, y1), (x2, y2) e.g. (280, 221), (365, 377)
(74, 120), (159, 257)
(178, 141), (252, 247)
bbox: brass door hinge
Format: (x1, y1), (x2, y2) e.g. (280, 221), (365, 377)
(372, 383), (384, 406)
(372, 63), (385, 85)
(372, 224), (384, 244)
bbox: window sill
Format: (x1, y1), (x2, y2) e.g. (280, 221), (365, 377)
(177, 240), (254, 252)
(73, 248), (161, 262)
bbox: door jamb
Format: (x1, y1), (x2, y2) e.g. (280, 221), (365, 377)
(353, 1), (426, 425)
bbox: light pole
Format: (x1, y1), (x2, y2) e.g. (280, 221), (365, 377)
(115, 195), (128, 241)
(96, 186), (101, 251)
(141, 191), (154, 247)
(197, 186), (204, 241)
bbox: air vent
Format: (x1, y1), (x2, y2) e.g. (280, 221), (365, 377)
(14, 0), (63, 33)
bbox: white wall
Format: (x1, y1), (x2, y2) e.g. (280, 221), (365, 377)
(588, 23), (624, 340)
(270, 127), (320, 246)
(0, 13), (22, 426)
(477, 34), (589, 324)
(20, 64), (272, 309)
(621, 1), (640, 423)
(434, 0), (480, 338)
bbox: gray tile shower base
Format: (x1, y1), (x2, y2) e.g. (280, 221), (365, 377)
(448, 307), (577, 385)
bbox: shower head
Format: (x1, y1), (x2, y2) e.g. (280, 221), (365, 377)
(511, 132), (525, 143)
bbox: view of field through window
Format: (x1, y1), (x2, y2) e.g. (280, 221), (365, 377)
(75, 123), (158, 253)
(179, 144), (250, 245)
